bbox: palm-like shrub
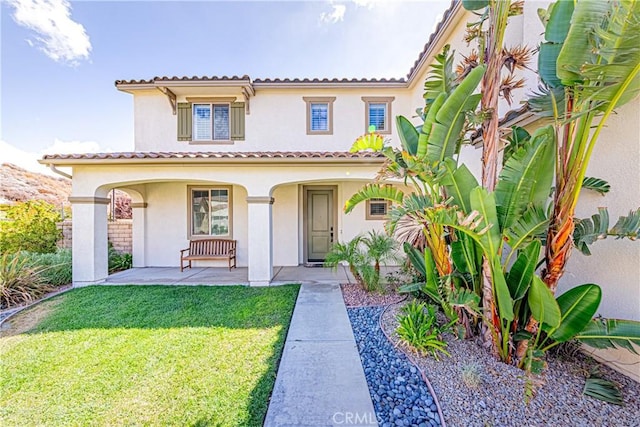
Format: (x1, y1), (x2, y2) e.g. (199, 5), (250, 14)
(0, 253), (53, 309)
(324, 235), (367, 286)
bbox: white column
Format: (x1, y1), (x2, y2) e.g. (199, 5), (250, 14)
(69, 197), (109, 286)
(131, 202), (147, 267)
(246, 196), (274, 286)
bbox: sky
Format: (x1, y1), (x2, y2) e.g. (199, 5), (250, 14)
(0, 0), (450, 175)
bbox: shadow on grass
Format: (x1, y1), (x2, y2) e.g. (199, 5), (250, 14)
(26, 284), (299, 333)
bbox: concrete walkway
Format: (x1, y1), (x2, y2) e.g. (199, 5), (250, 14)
(264, 283), (378, 427)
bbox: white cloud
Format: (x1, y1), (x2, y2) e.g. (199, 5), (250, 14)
(7, 0), (91, 65)
(320, 3), (346, 24)
(0, 139), (103, 177)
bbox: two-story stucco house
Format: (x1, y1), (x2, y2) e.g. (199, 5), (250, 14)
(40, 1), (638, 334)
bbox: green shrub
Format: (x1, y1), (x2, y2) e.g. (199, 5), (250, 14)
(108, 245), (132, 273)
(0, 253), (53, 309)
(396, 300), (453, 360)
(0, 201), (62, 254)
(21, 249), (72, 287)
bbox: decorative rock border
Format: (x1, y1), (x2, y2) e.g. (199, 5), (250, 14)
(347, 306), (445, 427)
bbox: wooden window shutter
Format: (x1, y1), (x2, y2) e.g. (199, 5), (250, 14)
(177, 102), (192, 141)
(230, 102), (245, 141)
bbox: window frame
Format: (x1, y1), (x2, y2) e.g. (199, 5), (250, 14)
(365, 198), (391, 221)
(192, 103), (231, 142)
(187, 185), (233, 239)
(362, 96), (395, 135)
(303, 96), (336, 135)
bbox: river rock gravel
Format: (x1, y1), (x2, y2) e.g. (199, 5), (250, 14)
(348, 306), (442, 427)
(381, 301), (640, 427)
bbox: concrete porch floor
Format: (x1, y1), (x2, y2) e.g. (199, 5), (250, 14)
(105, 265), (358, 286)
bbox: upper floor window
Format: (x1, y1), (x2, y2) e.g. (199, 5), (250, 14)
(177, 100), (245, 143)
(193, 103), (230, 141)
(362, 97), (394, 135)
(303, 97), (336, 135)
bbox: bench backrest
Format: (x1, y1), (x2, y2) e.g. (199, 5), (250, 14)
(189, 239), (236, 256)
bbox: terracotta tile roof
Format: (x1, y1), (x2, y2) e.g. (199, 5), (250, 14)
(42, 151), (386, 162)
(252, 77), (406, 84)
(115, 75), (251, 85)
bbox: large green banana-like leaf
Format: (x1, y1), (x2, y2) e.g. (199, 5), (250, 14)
(538, 0), (573, 87)
(582, 177), (610, 195)
(492, 257), (514, 322)
(396, 115), (419, 156)
(440, 159), (479, 213)
(449, 287), (480, 315)
(469, 187), (501, 257)
(574, 208), (610, 255)
(422, 247), (442, 304)
(386, 193), (436, 234)
(503, 126), (531, 165)
(505, 203), (549, 251)
(576, 318), (640, 354)
(350, 132), (385, 152)
(451, 232), (480, 277)
(403, 242), (425, 277)
(344, 184), (404, 214)
(427, 65), (485, 164)
(556, 0), (610, 84)
(423, 44), (456, 107)
(417, 93), (446, 159)
(506, 240), (541, 301)
(578, 1), (640, 107)
(547, 284), (602, 343)
(528, 276), (561, 328)
(462, 0), (489, 11)
(495, 125), (555, 231)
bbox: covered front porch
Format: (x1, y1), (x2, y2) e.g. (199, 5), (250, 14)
(106, 265), (357, 286)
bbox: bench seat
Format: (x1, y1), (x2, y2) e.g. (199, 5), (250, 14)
(180, 238), (237, 271)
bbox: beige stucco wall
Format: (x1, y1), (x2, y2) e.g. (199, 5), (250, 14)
(133, 88), (411, 153)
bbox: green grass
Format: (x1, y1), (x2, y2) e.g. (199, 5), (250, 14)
(0, 285), (299, 426)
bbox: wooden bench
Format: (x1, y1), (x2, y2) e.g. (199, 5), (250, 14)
(180, 239), (237, 272)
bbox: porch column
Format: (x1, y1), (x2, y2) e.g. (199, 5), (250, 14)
(69, 196), (109, 286)
(246, 196), (274, 286)
(131, 202), (147, 267)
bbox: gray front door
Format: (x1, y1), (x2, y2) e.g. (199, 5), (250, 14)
(306, 189), (334, 262)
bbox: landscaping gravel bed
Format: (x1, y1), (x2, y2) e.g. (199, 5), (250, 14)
(381, 301), (640, 427)
(348, 306), (442, 427)
(341, 283), (405, 307)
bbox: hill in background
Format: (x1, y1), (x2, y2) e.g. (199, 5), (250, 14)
(1, 163), (71, 207)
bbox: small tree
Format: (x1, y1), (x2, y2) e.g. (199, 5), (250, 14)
(0, 201), (62, 254)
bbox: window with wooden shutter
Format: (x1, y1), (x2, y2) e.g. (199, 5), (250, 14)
(177, 103), (192, 141)
(231, 102), (245, 140)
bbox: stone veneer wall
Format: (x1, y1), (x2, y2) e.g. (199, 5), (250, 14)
(58, 219), (132, 253)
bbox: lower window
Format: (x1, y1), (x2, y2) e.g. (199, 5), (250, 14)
(366, 198), (389, 220)
(189, 187), (232, 238)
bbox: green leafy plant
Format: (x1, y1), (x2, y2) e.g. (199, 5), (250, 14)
(21, 249), (72, 287)
(324, 235), (368, 286)
(583, 376), (623, 405)
(396, 300), (453, 360)
(0, 201), (62, 254)
(0, 253), (53, 309)
(108, 245), (133, 274)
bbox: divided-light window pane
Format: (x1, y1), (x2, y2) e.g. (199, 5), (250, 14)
(369, 198), (388, 216)
(191, 189), (230, 237)
(368, 103), (386, 131)
(193, 104), (212, 140)
(213, 105), (230, 140)
(311, 103), (329, 131)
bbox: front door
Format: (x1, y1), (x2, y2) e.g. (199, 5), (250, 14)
(306, 189), (335, 263)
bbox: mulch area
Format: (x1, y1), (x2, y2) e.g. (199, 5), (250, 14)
(340, 282), (406, 307)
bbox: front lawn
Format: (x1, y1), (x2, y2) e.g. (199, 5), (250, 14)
(0, 285), (299, 426)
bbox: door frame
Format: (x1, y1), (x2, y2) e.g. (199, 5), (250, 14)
(302, 185), (338, 265)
